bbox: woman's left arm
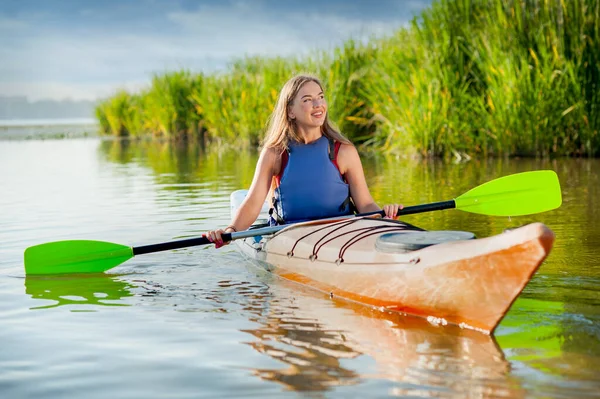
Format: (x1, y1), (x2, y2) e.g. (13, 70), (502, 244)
(337, 144), (402, 218)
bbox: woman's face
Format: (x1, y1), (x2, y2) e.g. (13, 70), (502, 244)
(288, 81), (327, 130)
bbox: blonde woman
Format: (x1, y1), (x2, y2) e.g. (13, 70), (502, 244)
(205, 74), (402, 247)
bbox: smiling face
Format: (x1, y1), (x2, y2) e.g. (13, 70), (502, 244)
(287, 81), (327, 132)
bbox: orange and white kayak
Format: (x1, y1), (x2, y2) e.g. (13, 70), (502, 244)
(230, 190), (555, 335)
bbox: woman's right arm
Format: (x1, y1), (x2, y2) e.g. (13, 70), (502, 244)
(230, 147), (279, 231)
(204, 147), (279, 247)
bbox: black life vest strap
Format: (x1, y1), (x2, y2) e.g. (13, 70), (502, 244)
(328, 138), (335, 161)
(268, 206), (286, 225)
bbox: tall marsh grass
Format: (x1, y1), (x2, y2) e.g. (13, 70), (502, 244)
(191, 56), (320, 146)
(96, 0), (599, 157)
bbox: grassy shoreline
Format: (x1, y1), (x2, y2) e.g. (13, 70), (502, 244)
(96, 0), (600, 157)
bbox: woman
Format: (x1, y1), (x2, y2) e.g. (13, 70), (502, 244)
(205, 74), (402, 247)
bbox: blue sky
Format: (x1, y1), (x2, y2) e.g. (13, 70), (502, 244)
(0, 0), (430, 101)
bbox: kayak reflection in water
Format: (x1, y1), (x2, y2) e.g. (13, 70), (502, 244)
(236, 278), (523, 397)
(204, 74), (401, 247)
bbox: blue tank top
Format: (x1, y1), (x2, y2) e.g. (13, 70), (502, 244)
(271, 136), (352, 224)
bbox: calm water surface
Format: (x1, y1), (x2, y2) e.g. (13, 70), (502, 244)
(1, 137), (599, 398)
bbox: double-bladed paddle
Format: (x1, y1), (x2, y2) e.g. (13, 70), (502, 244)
(24, 170), (562, 275)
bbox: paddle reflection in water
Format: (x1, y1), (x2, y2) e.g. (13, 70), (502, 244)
(220, 270), (526, 397)
(497, 296), (600, 387)
(24, 274), (136, 310)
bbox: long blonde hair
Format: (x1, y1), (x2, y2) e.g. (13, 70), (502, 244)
(262, 74), (351, 151)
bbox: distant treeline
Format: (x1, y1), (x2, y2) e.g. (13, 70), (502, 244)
(0, 96), (96, 120)
(96, 0), (600, 157)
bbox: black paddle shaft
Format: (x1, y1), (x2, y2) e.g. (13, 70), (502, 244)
(132, 233), (233, 255)
(132, 200), (456, 255)
(359, 200), (457, 218)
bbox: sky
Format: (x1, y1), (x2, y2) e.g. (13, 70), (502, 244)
(0, 0), (431, 101)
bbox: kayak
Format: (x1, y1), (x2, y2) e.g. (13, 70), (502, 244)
(230, 190), (554, 335)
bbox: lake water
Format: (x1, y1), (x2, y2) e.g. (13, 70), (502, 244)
(0, 118), (97, 139)
(1, 135), (599, 398)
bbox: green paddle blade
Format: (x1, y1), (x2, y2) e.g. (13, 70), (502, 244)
(455, 170), (562, 216)
(25, 240), (133, 275)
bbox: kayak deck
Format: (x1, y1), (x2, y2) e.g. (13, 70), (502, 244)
(231, 193), (555, 335)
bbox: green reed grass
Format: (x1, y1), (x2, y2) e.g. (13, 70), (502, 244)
(190, 56), (318, 147)
(319, 39), (379, 142)
(96, 90), (143, 137)
(143, 71), (203, 139)
(96, 0), (599, 157)
(364, 0), (599, 157)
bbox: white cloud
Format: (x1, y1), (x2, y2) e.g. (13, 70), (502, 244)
(289, 12), (406, 43)
(167, 3), (406, 56)
(166, 7), (313, 57)
(0, 2), (414, 101)
(0, 80), (149, 101)
(0, 16), (30, 31)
